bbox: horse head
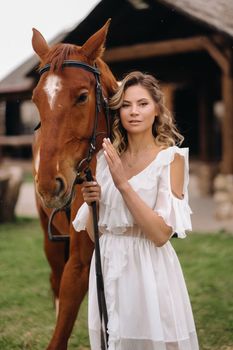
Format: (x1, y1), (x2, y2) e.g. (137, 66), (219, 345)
(31, 20), (117, 208)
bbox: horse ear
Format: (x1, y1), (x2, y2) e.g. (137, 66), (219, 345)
(32, 28), (49, 60)
(80, 19), (111, 61)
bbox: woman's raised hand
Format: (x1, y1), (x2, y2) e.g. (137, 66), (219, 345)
(102, 138), (128, 191)
(81, 177), (101, 206)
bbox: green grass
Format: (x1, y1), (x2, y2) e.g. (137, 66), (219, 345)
(172, 233), (233, 350)
(23, 172), (34, 183)
(0, 218), (233, 349)
(0, 218), (88, 350)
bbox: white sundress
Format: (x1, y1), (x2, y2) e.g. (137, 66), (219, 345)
(73, 146), (199, 350)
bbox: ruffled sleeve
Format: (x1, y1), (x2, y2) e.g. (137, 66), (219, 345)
(153, 146), (192, 238)
(72, 202), (89, 232)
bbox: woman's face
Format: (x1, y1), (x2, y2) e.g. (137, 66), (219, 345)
(119, 84), (158, 136)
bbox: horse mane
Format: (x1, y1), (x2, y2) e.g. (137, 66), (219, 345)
(38, 42), (118, 96)
(40, 43), (82, 72)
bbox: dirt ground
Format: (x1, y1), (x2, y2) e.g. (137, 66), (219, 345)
(16, 181), (233, 234)
(2, 155), (232, 233)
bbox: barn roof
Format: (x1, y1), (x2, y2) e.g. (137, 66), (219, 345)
(158, 0), (233, 38)
(0, 31), (67, 96)
(0, 0), (232, 96)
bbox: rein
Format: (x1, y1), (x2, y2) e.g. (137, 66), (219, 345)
(39, 60), (109, 349)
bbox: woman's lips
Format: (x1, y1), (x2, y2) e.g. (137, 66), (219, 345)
(129, 120), (141, 124)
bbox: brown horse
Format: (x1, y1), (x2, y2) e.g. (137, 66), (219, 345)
(31, 20), (117, 350)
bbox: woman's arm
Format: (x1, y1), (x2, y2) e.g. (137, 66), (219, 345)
(119, 155), (184, 246)
(85, 207), (95, 242)
(117, 182), (172, 246)
(103, 139), (185, 247)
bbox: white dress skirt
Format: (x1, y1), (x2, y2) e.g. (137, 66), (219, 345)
(73, 146), (199, 350)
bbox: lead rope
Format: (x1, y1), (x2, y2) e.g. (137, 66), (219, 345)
(85, 168), (109, 350)
(85, 71), (109, 349)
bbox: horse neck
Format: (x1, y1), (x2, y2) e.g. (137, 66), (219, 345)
(96, 58), (118, 98)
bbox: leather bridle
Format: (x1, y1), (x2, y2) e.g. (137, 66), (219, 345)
(38, 60), (110, 349)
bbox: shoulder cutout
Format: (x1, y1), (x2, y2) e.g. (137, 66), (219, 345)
(170, 153), (185, 199)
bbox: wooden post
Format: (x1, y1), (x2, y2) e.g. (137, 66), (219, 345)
(198, 77), (217, 162)
(221, 71), (233, 173)
(161, 83), (175, 114)
(5, 100), (21, 135)
(198, 82), (210, 162)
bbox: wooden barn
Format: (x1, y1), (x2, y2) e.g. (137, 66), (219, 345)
(0, 0), (232, 216)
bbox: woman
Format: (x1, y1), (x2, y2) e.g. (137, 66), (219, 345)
(73, 71), (199, 350)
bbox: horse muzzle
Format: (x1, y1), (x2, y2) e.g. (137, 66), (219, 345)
(35, 174), (71, 208)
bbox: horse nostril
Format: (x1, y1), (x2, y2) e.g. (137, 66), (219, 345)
(55, 177), (65, 196)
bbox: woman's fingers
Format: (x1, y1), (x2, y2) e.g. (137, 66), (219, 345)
(83, 180), (97, 187)
(82, 188), (100, 196)
(82, 185), (98, 193)
(81, 180), (101, 205)
(102, 138), (128, 189)
(83, 194), (99, 202)
(102, 138), (120, 166)
(103, 138), (115, 155)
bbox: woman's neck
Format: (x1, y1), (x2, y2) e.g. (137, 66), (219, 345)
(126, 134), (158, 155)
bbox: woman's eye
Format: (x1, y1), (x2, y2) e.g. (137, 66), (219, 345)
(140, 102), (148, 106)
(76, 93), (88, 104)
(122, 104), (130, 108)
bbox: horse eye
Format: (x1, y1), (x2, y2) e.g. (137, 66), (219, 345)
(76, 93), (88, 104)
(34, 122), (41, 131)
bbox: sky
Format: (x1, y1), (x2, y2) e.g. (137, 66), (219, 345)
(0, 0), (99, 80)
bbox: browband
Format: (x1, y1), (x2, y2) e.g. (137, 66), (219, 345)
(39, 60), (100, 76)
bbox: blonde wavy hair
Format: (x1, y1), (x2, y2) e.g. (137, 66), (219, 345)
(109, 71), (184, 155)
